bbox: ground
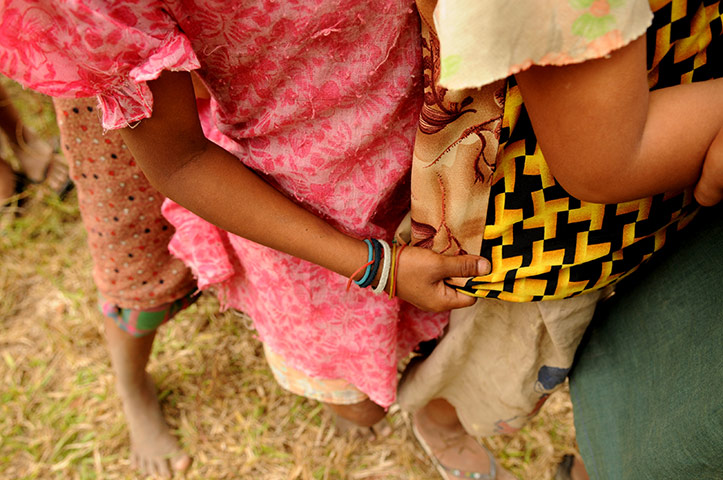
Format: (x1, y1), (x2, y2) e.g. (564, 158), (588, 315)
(0, 79), (582, 480)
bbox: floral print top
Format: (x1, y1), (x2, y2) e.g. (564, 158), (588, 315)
(0, 0), (448, 406)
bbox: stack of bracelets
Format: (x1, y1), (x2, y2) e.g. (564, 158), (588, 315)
(346, 239), (407, 299)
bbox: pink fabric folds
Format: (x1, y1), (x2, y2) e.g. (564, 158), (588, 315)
(0, 1), (200, 129)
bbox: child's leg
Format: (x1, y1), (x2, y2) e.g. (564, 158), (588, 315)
(102, 297), (197, 476)
(54, 97), (197, 476)
(324, 398), (386, 428)
(104, 314), (191, 476)
(400, 291), (605, 479)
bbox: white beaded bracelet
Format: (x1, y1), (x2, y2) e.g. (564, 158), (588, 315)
(372, 239), (392, 295)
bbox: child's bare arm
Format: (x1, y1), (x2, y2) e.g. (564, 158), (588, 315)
(514, 36), (723, 205)
(119, 70), (489, 312)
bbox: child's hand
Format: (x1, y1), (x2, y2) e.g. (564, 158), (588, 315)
(393, 247), (491, 312)
(694, 126), (723, 206)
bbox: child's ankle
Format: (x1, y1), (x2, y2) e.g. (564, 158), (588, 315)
(325, 399), (386, 427)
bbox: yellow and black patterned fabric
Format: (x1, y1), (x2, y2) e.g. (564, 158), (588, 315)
(461, 0), (721, 302)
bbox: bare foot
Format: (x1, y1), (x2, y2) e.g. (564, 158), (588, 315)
(40, 153), (71, 196)
(11, 129), (54, 182)
(7, 128), (70, 197)
(117, 374), (191, 477)
(413, 407), (516, 480)
(324, 399), (391, 441)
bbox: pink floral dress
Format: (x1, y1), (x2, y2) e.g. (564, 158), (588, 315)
(0, 0), (448, 406)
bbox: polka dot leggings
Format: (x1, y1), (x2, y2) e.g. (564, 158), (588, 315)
(54, 97), (196, 334)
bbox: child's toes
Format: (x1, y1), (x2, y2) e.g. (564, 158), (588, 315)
(154, 457), (171, 477)
(130, 452), (140, 471)
(171, 451), (192, 473)
(371, 419), (393, 439)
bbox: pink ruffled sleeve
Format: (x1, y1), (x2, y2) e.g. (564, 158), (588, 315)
(0, 0), (200, 129)
(433, 0), (653, 89)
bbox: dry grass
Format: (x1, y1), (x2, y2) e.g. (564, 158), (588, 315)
(0, 80), (581, 480)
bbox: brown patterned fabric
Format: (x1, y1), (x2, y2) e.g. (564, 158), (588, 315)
(410, 0), (505, 259)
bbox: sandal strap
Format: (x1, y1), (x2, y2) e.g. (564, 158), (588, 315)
(437, 446), (497, 480)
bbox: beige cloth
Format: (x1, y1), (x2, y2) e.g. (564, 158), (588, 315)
(434, 0), (653, 89)
(398, 288), (607, 436)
